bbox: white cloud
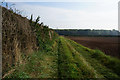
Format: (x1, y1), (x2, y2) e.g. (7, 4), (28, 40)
(14, 2), (118, 30)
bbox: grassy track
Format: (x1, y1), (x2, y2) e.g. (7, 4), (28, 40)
(58, 37), (102, 78)
(57, 36), (120, 79)
(6, 36), (120, 79)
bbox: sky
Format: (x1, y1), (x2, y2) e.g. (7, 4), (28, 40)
(1, 0), (120, 30)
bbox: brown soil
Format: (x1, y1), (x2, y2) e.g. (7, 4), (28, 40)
(66, 36), (120, 59)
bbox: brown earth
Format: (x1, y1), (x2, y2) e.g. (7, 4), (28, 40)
(66, 36), (120, 59)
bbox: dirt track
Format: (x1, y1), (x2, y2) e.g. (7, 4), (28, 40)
(66, 36), (120, 59)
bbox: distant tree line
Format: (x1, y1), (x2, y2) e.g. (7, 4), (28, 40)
(55, 29), (120, 37)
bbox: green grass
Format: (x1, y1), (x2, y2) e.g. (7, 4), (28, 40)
(6, 39), (59, 78)
(58, 37), (82, 78)
(58, 37), (102, 78)
(5, 36), (120, 79)
(66, 37), (120, 78)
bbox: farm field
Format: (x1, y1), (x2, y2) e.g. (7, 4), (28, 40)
(2, 5), (120, 79)
(5, 36), (120, 78)
(66, 36), (120, 59)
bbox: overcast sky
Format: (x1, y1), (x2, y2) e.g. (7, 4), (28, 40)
(3, 0), (119, 30)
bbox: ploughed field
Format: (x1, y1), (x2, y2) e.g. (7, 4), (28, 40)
(66, 36), (120, 59)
